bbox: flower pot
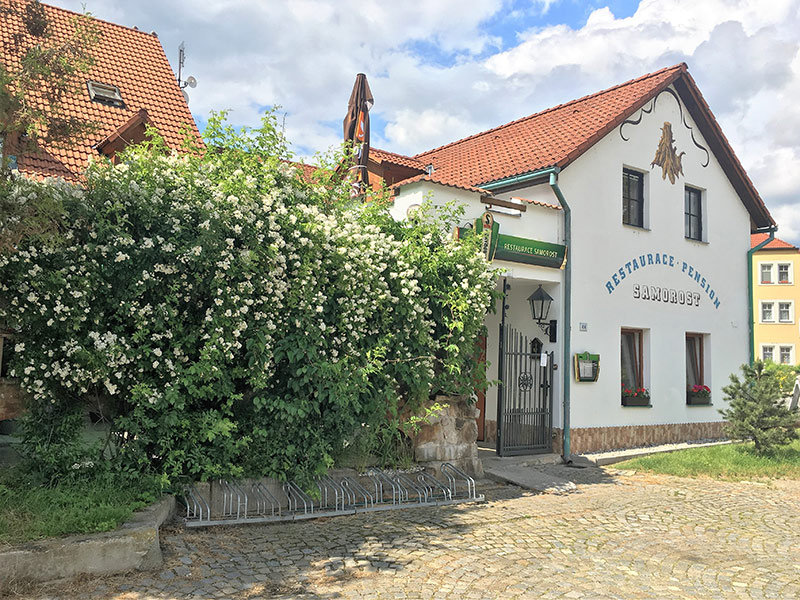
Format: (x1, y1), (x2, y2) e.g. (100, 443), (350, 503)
(621, 395), (650, 407)
(686, 394), (711, 406)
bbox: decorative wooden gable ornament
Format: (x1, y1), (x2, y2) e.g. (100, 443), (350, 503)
(651, 121), (685, 184)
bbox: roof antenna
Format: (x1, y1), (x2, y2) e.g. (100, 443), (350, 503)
(177, 42), (198, 102)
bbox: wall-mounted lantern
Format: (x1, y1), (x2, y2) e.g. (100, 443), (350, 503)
(527, 284), (557, 343)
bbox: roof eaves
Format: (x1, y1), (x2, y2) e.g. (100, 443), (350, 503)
(554, 65), (686, 171)
(94, 108), (151, 151)
(393, 173), (490, 195)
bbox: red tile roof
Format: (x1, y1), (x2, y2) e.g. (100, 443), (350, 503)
(414, 64), (685, 187)
(513, 196), (562, 211)
(1, 0), (202, 181)
(751, 233), (797, 250)
(369, 148), (426, 171)
(390, 172), (491, 195)
(284, 160), (319, 182)
(393, 63), (773, 230)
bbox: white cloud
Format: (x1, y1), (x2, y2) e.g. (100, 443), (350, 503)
(772, 204), (800, 243)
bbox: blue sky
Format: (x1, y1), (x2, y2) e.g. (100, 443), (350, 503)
(52, 0), (800, 242)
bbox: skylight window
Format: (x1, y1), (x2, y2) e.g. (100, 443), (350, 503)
(87, 81), (124, 108)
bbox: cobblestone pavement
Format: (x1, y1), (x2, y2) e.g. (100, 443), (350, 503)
(19, 466), (800, 599)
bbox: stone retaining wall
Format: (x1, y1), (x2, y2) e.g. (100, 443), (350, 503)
(411, 396), (483, 477)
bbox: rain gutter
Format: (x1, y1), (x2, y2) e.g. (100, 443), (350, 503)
(483, 166), (573, 462)
(748, 226), (777, 364)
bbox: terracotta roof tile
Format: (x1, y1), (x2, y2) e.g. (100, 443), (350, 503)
(413, 65), (686, 188)
(396, 63), (773, 229)
(751, 233), (797, 250)
(1, 0), (202, 181)
(369, 148), (426, 171)
(512, 196), (562, 211)
(391, 172), (490, 195)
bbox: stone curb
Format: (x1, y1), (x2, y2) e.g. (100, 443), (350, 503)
(0, 495), (175, 585)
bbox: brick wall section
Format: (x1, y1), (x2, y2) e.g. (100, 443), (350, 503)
(553, 422), (726, 454)
(0, 381), (24, 421)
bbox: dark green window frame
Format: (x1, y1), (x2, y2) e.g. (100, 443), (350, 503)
(622, 169), (644, 228)
(685, 186), (703, 241)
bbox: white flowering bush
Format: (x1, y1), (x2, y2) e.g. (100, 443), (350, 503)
(0, 113), (495, 483)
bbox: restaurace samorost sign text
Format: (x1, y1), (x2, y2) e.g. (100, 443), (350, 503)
(456, 212), (567, 270)
(605, 252), (721, 309)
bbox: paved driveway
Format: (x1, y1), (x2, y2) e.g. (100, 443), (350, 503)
(18, 466), (800, 599)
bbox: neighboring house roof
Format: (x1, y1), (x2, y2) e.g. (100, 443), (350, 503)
(390, 171), (490, 195)
(369, 148), (427, 171)
(751, 233), (798, 251)
(394, 63), (773, 229)
(285, 160), (319, 181)
(1, 0), (202, 181)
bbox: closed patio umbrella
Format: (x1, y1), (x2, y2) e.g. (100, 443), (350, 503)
(342, 73), (373, 193)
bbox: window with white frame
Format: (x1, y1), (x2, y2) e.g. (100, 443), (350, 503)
(761, 263), (794, 285)
(779, 301), (794, 323)
(761, 301), (775, 323)
(762, 345), (775, 362)
(760, 263), (773, 284)
(778, 263), (792, 284)
(780, 346), (794, 365)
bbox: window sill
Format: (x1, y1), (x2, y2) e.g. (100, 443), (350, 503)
(622, 223), (649, 232)
(684, 237), (708, 245)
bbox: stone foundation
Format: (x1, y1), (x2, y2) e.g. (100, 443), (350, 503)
(411, 396), (483, 477)
(553, 421), (727, 454)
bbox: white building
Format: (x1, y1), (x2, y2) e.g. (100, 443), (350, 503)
(367, 63), (775, 456)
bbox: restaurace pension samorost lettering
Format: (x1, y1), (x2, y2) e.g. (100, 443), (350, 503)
(604, 251), (721, 309)
(632, 284), (701, 307)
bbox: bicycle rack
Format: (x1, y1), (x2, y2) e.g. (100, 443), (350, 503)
(181, 463), (482, 528)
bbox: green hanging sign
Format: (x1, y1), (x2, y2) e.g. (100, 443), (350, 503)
(456, 212), (567, 269)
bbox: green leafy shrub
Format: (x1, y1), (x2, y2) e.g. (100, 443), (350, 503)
(719, 361), (799, 454)
(762, 361), (800, 396)
(0, 113), (495, 484)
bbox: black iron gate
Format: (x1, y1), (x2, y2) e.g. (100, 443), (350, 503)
(497, 325), (553, 456)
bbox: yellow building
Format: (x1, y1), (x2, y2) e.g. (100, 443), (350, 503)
(752, 233), (800, 364)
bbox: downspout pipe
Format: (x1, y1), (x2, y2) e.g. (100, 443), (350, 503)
(547, 171), (572, 462)
(482, 166), (573, 462)
(748, 226), (777, 364)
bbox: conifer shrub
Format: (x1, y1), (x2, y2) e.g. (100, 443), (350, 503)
(720, 361), (799, 454)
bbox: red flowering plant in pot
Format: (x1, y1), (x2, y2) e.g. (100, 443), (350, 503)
(687, 384), (711, 405)
(621, 383), (651, 406)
